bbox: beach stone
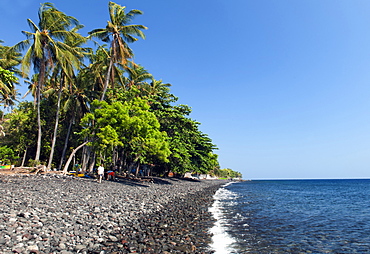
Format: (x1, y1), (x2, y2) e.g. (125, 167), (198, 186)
(60, 251), (74, 254)
(97, 237), (105, 242)
(12, 247), (25, 253)
(75, 244), (87, 250)
(0, 174), (226, 253)
(9, 217), (17, 223)
(59, 243), (67, 249)
(108, 235), (118, 242)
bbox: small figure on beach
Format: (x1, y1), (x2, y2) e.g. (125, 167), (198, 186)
(97, 164), (104, 183)
(107, 170), (115, 181)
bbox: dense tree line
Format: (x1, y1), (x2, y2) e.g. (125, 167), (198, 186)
(0, 2), (241, 177)
(211, 168), (242, 179)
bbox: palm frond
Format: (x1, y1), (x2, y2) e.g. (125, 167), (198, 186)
(126, 9), (144, 23)
(21, 47), (34, 77)
(26, 19), (40, 33)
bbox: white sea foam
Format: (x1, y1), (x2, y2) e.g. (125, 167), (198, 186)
(209, 182), (238, 254)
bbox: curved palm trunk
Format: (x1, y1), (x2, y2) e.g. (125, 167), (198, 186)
(35, 59), (46, 162)
(58, 114), (74, 170)
(35, 90), (42, 162)
(100, 58), (114, 101)
(62, 141), (88, 174)
(47, 76), (64, 170)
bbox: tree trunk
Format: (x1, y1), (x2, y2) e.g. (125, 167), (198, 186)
(81, 144), (90, 172)
(112, 147), (117, 167)
(47, 76), (64, 170)
(135, 162), (140, 177)
(62, 141), (88, 175)
(88, 152), (96, 172)
(100, 57), (114, 101)
(35, 58), (46, 162)
(21, 148), (27, 167)
(58, 115), (74, 170)
(134, 155), (141, 176)
(35, 83), (42, 162)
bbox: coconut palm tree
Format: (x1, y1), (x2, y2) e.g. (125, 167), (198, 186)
(88, 1), (147, 101)
(124, 63), (152, 90)
(13, 2), (85, 162)
(46, 25), (87, 170)
(0, 67), (18, 107)
(0, 41), (22, 76)
(57, 71), (91, 171)
(84, 45), (110, 97)
(0, 41), (21, 108)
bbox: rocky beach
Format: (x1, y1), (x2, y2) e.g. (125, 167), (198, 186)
(0, 174), (226, 254)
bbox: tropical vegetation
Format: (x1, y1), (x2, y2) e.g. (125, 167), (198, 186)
(211, 168), (242, 179)
(0, 2), (242, 178)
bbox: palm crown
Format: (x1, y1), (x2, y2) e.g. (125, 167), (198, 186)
(89, 1), (147, 101)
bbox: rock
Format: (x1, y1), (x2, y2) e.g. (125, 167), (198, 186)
(12, 248), (24, 253)
(75, 244), (87, 250)
(97, 237), (105, 243)
(59, 243), (66, 249)
(60, 251), (74, 254)
(9, 217), (17, 223)
(0, 174), (226, 254)
(27, 245), (39, 252)
(108, 235), (118, 242)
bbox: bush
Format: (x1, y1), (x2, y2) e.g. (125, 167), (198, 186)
(0, 146), (19, 165)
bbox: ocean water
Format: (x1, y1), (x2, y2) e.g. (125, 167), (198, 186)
(209, 179), (370, 253)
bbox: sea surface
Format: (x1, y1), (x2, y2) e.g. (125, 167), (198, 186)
(209, 179), (370, 253)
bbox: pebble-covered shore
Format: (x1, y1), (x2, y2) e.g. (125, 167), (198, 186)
(0, 174), (226, 254)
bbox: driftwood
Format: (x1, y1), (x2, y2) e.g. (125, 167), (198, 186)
(3, 165), (63, 175)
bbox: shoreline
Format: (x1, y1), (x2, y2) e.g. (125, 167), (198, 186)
(0, 174), (227, 253)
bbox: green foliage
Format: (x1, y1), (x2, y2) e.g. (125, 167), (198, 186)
(80, 96), (170, 166)
(0, 2), (226, 174)
(0, 67), (18, 85)
(2, 102), (37, 155)
(1, 100), (81, 166)
(88, 1), (147, 100)
(0, 66), (18, 107)
(212, 168), (242, 179)
(152, 103), (218, 175)
(0, 146), (19, 164)
(27, 159), (42, 167)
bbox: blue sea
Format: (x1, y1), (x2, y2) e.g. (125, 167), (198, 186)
(209, 179), (370, 253)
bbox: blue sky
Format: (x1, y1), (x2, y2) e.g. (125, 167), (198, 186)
(2, 0), (370, 179)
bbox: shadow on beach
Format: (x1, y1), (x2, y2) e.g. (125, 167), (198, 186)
(104, 175), (202, 187)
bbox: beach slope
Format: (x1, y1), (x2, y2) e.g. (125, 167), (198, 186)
(0, 174), (225, 253)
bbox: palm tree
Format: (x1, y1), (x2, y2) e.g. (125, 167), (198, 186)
(88, 1), (147, 101)
(23, 75), (38, 106)
(0, 67), (18, 107)
(84, 45), (110, 97)
(57, 71), (91, 171)
(46, 25), (87, 170)
(13, 2), (84, 162)
(0, 41), (21, 108)
(123, 63), (152, 90)
(0, 41), (22, 76)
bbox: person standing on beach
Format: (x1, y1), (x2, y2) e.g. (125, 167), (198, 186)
(97, 164), (104, 183)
